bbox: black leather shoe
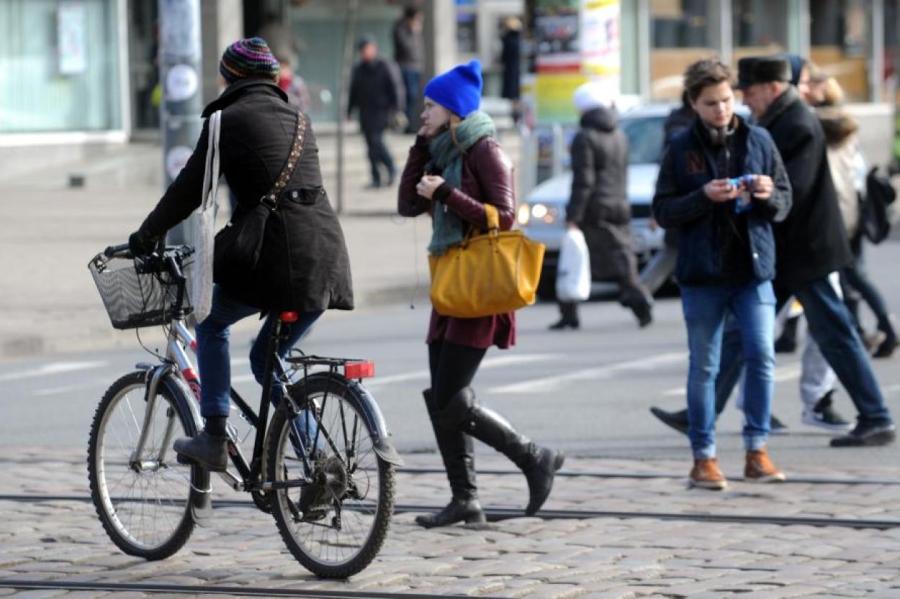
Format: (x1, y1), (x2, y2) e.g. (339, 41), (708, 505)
(830, 422), (896, 447)
(415, 498), (486, 528)
(173, 431), (228, 472)
(548, 318), (579, 330)
(649, 406), (689, 435)
(873, 335), (899, 358)
(523, 447), (565, 516)
(632, 303), (653, 328)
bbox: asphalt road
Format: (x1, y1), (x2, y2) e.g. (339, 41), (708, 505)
(2, 240), (899, 476)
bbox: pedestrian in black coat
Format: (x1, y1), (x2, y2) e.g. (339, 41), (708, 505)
(128, 38), (354, 471)
(348, 37), (403, 188)
(725, 56), (895, 447)
(499, 17), (522, 124)
(550, 82), (653, 330)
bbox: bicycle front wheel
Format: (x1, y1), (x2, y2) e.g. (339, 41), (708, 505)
(267, 374), (395, 578)
(87, 371), (206, 560)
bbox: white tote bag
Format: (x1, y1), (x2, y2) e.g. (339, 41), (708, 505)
(555, 227), (591, 302)
(189, 110), (222, 324)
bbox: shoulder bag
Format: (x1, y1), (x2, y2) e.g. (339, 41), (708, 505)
(861, 166), (897, 244)
(213, 112), (308, 281)
(429, 204), (545, 318)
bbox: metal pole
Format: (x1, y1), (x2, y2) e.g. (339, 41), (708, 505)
(335, 0), (359, 215)
(158, 0), (203, 245)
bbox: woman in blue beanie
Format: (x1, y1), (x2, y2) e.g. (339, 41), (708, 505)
(398, 60), (564, 528)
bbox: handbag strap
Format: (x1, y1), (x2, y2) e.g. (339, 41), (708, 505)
(200, 110), (222, 213)
(260, 112), (308, 210)
(484, 203), (500, 231)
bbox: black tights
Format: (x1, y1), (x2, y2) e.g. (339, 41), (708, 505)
(428, 341), (487, 412)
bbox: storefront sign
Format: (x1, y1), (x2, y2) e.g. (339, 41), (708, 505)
(58, 2), (87, 75)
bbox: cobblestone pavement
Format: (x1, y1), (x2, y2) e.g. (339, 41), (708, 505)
(1, 448), (899, 598)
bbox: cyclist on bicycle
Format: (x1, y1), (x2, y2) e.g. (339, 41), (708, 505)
(128, 37), (353, 472)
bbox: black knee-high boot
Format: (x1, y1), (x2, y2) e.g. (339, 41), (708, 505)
(442, 388), (565, 516)
(415, 389), (485, 528)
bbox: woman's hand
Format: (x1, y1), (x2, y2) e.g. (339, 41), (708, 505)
(417, 175), (445, 200)
(703, 178), (741, 203)
(749, 175), (774, 200)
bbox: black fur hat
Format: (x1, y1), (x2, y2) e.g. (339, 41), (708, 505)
(736, 57), (791, 89)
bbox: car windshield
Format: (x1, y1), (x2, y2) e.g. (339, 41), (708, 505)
(621, 116), (666, 165)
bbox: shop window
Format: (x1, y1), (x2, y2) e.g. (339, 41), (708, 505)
(810, 0), (870, 102)
(0, 0), (122, 133)
(649, 0), (716, 100)
(732, 0), (787, 64)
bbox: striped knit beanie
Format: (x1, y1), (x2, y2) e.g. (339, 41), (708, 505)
(219, 37), (280, 84)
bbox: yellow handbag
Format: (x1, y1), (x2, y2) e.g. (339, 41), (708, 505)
(429, 203), (546, 318)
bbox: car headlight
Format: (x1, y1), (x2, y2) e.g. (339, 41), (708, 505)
(517, 204), (531, 225)
(518, 203), (558, 225)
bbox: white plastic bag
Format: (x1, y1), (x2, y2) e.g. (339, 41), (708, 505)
(189, 110), (221, 324)
(555, 227), (591, 302)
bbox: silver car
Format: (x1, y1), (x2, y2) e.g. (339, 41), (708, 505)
(518, 104), (673, 298)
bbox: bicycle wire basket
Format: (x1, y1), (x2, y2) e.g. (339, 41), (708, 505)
(89, 252), (193, 330)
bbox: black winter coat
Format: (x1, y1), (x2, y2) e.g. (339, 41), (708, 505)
(757, 86), (852, 291)
(137, 78), (354, 313)
(565, 107), (634, 281)
(348, 58), (402, 133)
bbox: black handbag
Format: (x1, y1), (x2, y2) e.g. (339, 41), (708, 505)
(213, 112), (308, 279)
(861, 166), (896, 245)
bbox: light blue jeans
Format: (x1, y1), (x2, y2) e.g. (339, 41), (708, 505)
(681, 279), (776, 459)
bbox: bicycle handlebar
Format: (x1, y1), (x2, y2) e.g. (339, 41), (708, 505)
(104, 243), (132, 259)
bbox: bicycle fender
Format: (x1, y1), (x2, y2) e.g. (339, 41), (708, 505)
(346, 379), (404, 467)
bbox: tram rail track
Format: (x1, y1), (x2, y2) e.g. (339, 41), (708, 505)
(2, 493), (898, 530)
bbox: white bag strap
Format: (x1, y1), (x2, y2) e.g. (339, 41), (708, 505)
(200, 110), (222, 213)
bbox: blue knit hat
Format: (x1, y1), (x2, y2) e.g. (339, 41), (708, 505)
(424, 60), (483, 118)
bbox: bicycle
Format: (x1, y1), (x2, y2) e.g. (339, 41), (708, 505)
(86, 243), (400, 578)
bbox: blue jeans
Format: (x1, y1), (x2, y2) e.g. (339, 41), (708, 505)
(681, 280), (776, 458)
(794, 276), (893, 426)
(195, 285), (323, 419)
(401, 67), (420, 126)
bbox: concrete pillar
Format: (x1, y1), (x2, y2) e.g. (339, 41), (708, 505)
(200, 0), (243, 105)
(424, 0), (457, 83)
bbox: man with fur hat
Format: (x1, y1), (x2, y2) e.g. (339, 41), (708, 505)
(549, 81), (653, 330)
(728, 56), (895, 446)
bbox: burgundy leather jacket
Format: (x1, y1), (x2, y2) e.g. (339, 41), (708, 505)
(398, 134), (517, 349)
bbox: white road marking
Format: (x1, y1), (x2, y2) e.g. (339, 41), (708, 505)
(0, 361), (107, 384)
(490, 352), (688, 394)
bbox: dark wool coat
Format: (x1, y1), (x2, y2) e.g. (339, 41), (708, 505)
(652, 115), (792, 286)
(565, 106), (636, 281)
(138, 78), (353, 313)
(757, 87), (853, 291)
(398, 135), (516, 350)
(348, 58), (402, 133)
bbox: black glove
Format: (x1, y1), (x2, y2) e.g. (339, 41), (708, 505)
(128, 230), (156, 256)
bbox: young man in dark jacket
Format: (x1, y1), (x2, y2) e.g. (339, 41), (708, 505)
(550, 82), (653, 330)
(128, 38), (354, 470)
(652, 59), (792, 489)
(731, 56), (894, 447)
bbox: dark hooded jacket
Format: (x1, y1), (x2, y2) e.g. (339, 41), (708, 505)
(757, 86), (852, 291)
(565, 106), (634, 281)
(137, 78), (353, 312)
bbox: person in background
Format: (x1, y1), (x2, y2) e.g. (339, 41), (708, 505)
(500, 16), (523, 125)
(818, 80), (899, 358)
(549, 81), (653, 330)
(398, 60), (564, 527)
(348, 36), (402, 189)
(393, 6), (424, 134)
(275, 52), (311, 113)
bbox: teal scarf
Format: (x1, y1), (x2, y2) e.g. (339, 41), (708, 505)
(427, 111), (497, 255)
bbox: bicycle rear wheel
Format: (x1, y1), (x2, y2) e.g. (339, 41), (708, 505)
(87, 371), (206, 560)
(267, 374), (395, 578)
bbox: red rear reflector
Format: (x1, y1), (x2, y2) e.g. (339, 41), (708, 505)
(344, 361), (375, 379)
(280, 311), (299, 323)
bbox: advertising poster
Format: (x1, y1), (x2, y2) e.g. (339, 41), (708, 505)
(580, 0), (620, 91)
(534, 0), (581, 74)
(58, 1), (87, 75)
